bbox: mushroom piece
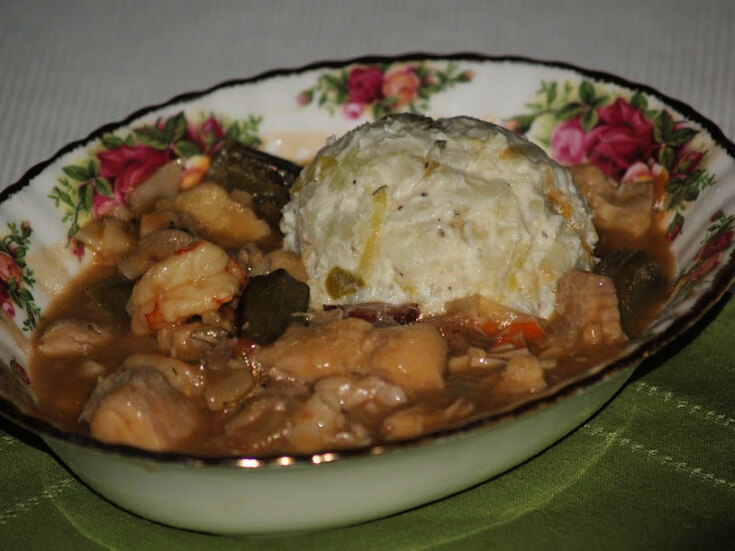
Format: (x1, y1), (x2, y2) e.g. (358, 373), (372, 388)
(545, 269), (628, 356)
(74, 217), (137, 259)
(127, 161), (182, 215)
(36, 318), (115, 356)
(570, 164), (654, 240)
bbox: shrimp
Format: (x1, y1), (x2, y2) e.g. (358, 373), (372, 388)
(127, 240), (245, 335)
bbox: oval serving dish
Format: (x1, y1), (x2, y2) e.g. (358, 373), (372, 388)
(0, 54), (733, 534)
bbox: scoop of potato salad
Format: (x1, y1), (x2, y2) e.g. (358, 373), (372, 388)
(282, 114), (597, 318)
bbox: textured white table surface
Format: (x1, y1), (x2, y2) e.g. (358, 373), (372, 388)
(1, 0), (733, 188)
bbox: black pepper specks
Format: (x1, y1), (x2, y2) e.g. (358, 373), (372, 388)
(421, 192), (428, 197)
(397, 205), (404, 211)
(438, 228), (446, 237)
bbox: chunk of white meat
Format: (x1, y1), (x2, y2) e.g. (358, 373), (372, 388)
(448, 346), (556, 374)
(74, 217), (136, 259)
(257, 318), (447, 393)
(447, 346), (508, 373)
(445, 294), (523, 328)
(122, 354), (204, 398)
(204, 362), (255, 412)
(229, 189), (255, 209)
(314, 375), (408, 415)
(36, 318), (114, 356)
(381, 399), (474, 441)
(139, 210), (182, 238)
(156, 321), (232, 361)
(286, 393), (371, 454)
(127, 240), (245, 335)
(224, 391), (307, 454)
(571, 164), (654, 239)
(117, 229), (196, 280)
(368, 325), (447, 392)
(495, 351), (547, 394)
(223, 376), (403, 454)
(156, 182), (271, 248)
(79, 360), (106, 378)
(256, 317), (379, 382)
(81, 367), (202, 452)
(225, 397), (288, 440)
(127, 160), (182, 215)
(547, 269), (628, 354)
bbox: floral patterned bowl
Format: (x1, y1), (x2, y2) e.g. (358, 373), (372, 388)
(0, 54), (733, 534)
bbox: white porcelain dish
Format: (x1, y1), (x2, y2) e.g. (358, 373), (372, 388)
(0, 54), (733, 534)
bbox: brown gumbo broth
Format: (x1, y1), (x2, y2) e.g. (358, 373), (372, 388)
(30, 142), (673, 458)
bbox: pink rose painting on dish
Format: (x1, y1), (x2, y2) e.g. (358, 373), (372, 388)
(550, 119), (587, 165)
(676, 210), (735, 293)
(695, 210), (735, 262)
(94, 145), (168, 216)
(0, 220), (40, 330)
(187, 116), (225, 153)
(0, 251), (21, 286)
(0, 285), (15, 318)
(298, 61), (474, 120)
(509, 79), (717, 245)
(10, 358), (29, 386)
(582, 98), (655, 180)
(50, 111), (264, 252)
(381, 66), (420, 107)
(342, 102), (365, 120)
(550, 98), (654, 179)
(347, 66), (384, 104)
(0, 250), (20, 318)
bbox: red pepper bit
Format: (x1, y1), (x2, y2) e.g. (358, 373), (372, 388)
(145, 299), (167, 330)
(480, 319), (500, 337)
(481, 318), (545, 349)
(235, 337), (260, 358)
(173, 241), (202, 255)
(226, 258), (247, 287)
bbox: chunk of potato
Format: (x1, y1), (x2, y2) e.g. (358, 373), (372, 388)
(256, 318), (378, 381)
(160, 182), (271, 248)
(368, 325), (447, 391)
(257, 318), (447, 393)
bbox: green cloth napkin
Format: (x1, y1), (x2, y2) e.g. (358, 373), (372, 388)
(2, 296), (734, 550)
